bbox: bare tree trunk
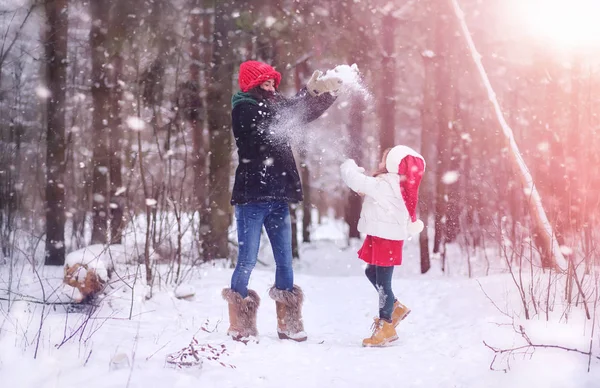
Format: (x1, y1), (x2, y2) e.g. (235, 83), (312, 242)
(445, 93), (462, 243)
(90, 0), (110, 245)
(379, 13), (396, 151)
(544, 60), (566, 246)
(569, 56), (581, 228)
(432, 1), (454, 258)
(107, 1), (130, 245)
(188, 0), (208, 245)
(203, 0), (233, 260)
(294, 61), (311, 244)
(346, 94), (366, 240)
(290, 204), (299, 259)
(44, 0), (68, 265)
(419, 51), (436, 273)
(108, 54), (124, 244)
(197, 0), (213, 253)
(300, 154), (311, 244)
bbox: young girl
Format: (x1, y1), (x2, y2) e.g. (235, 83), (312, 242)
(340, 145), (426, 347)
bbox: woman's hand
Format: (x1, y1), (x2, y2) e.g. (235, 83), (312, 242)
(307, 70), (343, 97)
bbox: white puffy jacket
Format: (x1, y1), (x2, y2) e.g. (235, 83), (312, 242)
(340, 145), (425, 241)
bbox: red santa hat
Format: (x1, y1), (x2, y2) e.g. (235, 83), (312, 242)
(238, 60), (282, 92)
(385, 145), (426, 235)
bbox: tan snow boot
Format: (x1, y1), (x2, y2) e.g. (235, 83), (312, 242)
(222, 288), (260, 342)
(391, 300), (411, 327)
(362, 318), (398, 347)
(269, 285), (307, 342)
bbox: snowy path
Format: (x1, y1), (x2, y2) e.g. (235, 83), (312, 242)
(1, 237), (598, 387)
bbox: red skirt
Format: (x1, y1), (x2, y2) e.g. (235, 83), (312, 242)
(357, 235), (404, 267)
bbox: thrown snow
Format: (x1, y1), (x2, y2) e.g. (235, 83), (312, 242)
(265, 63), (370, 160)
(321, 64), (370, 98)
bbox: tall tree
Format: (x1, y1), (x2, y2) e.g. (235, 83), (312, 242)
(106, 0), (132, 244)
(295, 60), (312, 244)
(346, 93), (366, 240)
(419, 48), (436, 273)
(203, 0), (234, 260)
(432, 0), (455, 265)
(89, 0), (111, 244)
(378, 13), (396, 151)
(44, 0), (68, 265)
(187, 0), (207, 232)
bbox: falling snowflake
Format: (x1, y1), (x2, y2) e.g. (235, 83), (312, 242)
(442, 171), (460, 184)
(35, 86), (51, 99)
(126, 116), (146, 131)
(265, 16), (277, 28)
(146, 198), (157, 207)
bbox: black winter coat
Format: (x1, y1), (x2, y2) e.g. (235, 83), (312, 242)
(230, 88), (336, 205)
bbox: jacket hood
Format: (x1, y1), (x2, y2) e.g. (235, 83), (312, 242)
(386, 145), (426, 173)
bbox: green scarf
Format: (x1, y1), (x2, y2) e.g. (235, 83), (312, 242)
(231, 92), (258, 109)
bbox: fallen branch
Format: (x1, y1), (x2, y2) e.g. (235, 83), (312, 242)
(0, 296), (98, 307)
(476, 280), (512, 319)
(484, 324), (600, 372)
(165, 336), (235, 369)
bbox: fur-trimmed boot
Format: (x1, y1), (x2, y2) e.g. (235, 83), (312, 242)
(268, 285), (307, 342)
(222, 288), (260, 342)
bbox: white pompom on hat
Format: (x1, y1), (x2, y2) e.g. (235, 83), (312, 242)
(385, 145), (426, 236)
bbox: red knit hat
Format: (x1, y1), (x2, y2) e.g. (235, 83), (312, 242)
(238, 60), (282, 92)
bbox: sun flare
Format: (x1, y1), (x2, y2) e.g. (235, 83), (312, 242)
(515, 0), (600, 48)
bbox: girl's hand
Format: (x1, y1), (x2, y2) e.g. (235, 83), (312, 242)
(372, 166), (387, 177)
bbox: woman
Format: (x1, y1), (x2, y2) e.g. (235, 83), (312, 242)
(222, 60), (342, 342)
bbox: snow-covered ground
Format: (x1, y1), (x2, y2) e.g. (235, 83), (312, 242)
(0, 219), (598, 388)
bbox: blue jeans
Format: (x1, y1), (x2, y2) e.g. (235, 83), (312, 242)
(365, 265), (396, 321)
(230, 201), (294, 298)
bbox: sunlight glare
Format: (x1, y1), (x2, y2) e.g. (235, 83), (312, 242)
(516, 0), (600, 48)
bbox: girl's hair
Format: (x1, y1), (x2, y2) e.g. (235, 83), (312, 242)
(373, 147), (393, 177)
(382, 147), (392, 157)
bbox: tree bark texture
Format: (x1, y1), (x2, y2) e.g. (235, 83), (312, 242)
(44, 0), (68, 265)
